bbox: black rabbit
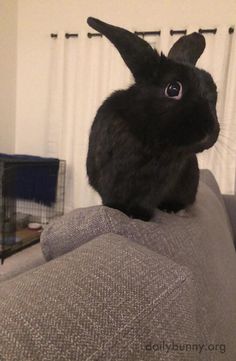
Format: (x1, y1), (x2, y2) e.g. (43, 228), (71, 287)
(86, 17), (220, 221)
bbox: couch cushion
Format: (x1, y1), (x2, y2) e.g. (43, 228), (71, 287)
(41, 179), (236, 359)
(0, 234), (198, 361)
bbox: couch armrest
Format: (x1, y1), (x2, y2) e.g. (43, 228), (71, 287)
(0, 234), (198, 361)
(223, 194), (236, 248)
(40, 205), (120, 261)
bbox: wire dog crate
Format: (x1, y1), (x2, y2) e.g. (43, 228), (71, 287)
(0, 155), (66, 264)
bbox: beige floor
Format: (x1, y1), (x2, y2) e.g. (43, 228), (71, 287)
(0, 242), (46, 283)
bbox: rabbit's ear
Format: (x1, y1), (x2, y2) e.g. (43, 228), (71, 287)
(87, 17), (159, 82)
(168, 32), (206, 65)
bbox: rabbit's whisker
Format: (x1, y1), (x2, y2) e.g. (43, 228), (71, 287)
(220, 124), (234, 129)
(213, 145), (224, 162)
(218, 135), (236, 147)
(217, 139), (236, 156)
(218, 134), (236, 145)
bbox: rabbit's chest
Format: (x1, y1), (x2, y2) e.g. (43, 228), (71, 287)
(140, 153), (187, 183)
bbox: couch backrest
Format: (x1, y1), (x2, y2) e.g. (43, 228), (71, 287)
(41, 171), (236, 359)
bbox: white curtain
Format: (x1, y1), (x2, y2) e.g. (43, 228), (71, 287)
(46, 25), (236, 211)
(46, 31), (131, 211)
(197, 26), (236, 194)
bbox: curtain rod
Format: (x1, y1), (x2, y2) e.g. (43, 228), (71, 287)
(135, 31), (161, 36)
(50, 33), (79, 38)
(87, 32), (102, 38)
(86, 27), (234, 38)
(65, 33), (78, 38)
(50, 27), (235, 39)
(170, 29), (187, 35)
(199, 28), (217, 34)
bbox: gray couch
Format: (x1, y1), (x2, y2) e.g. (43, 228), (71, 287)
(0, 170), (235, 361)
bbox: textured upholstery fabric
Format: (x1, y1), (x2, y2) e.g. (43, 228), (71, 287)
(201, 169), (235, 245)
(41, 172), (231, 261)
(223, 194), (236, 247)
(199, 169), (225, 204)
(41, 177), (236, 360)
(0, 234), (198, 361)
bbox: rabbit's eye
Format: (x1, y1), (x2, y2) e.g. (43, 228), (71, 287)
(165, 81), (183, 100)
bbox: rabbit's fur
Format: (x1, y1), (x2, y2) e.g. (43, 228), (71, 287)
(86, 18), (220, 221)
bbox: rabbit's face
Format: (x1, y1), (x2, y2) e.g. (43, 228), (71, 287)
(142, 56), (220, 154)
(87, 17), (220, 154)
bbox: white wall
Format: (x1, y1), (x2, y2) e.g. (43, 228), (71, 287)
(15, 0), (236, 155)
(0, 0), (17, 153)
